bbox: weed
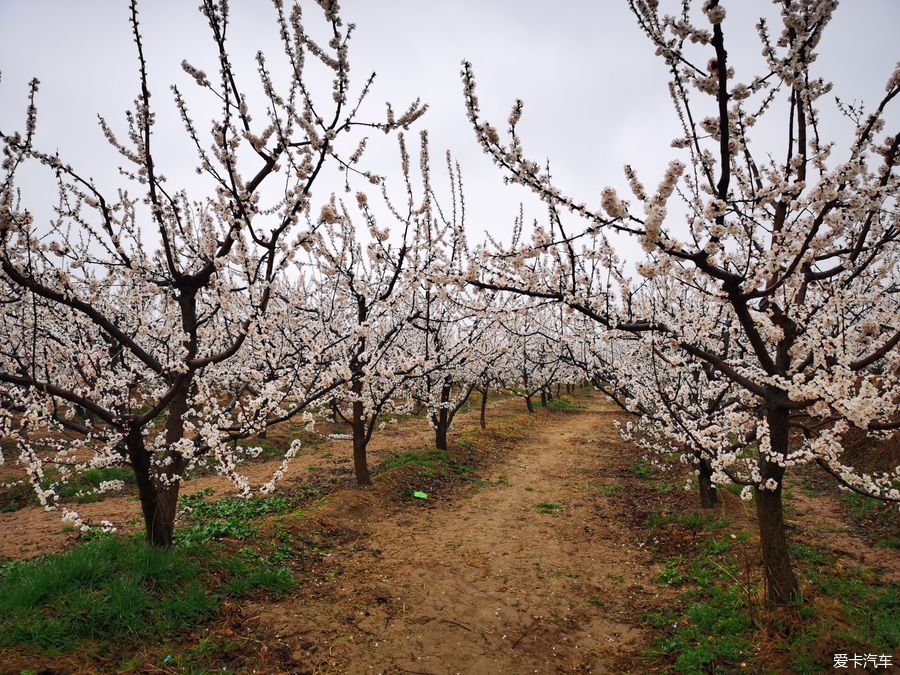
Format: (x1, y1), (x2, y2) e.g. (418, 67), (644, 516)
(535, 501), (562, 515)
(645, 608), (679, 629)
(647, 510), (731, 531)
(630, 460), (651, 479)
(383, 449), (449, 472)
(175, 495), (292, 545)
(548, 398), (586, 411)
(705, 538), (733, 556)
(595, 483), (623, 496)
(789, 542), (829, 565)
(656, 557), (687, 587)
(649, 553), (753, 671)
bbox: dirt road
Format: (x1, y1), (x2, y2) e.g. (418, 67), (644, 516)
(256, 396), (669, 673)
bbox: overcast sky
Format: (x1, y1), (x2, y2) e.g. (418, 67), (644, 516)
(1, 1), (898, 260)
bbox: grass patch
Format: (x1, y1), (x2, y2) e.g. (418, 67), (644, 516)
(840, 492), (882, 521)
(175, 494), (293, 546)
(630, 460), (651, 479)
(54, 466), (136, 503)
(548, 398), (586, 411)
(705, 538), (733, 556)
(648, 521), (896, 673)
(535, 501), (562, 515)
(382, 448), (478, 483)
(0, 534), (294, 654)
(649, 554), (753, 672)
(595, 482), (624, 496)
(383, 449), (449, 472)
(647, 510), (731, 531)
(789, 542), (829, 566)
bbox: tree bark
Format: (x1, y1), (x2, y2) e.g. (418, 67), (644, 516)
(524, 395), (534, 413)
(756, 407), (799, 604)
(479, 386), (488, 429)
(698, 457), (720, 509)
(350, 297), (371, 486)
(351, 397), (371, 486)
(540, 389), (547, 407)
(434, 381), (452, 451)
(435, 424), (448, 452)
(330, 398), (340, 424)
(127, 430), (180, 548)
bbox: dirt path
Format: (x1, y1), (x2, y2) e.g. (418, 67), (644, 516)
(255, 396), (670, 673)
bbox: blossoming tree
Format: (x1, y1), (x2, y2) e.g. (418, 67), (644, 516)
(0, 0), (424, 546)
(461, 0), (899, 603)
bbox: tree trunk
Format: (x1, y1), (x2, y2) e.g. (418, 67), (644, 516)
(756, 406), (799, 604)
(479, 386), (488, 430)
(128, 361), (192, 548)
(524, 395), (534, 413)
(435, 423), (448, 452)
(540, 389), (547, 407)
(330, 398), (340, 424)
(141, 481), (180, 548)
(698, 457), (719, 509)
(351, 398), (371, 486)
(127, 430), (180, 548)
(434, 381), (451, 451)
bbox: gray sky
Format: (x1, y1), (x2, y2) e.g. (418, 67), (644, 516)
(1, 1), (898, 259)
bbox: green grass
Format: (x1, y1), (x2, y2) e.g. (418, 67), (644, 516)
(595, 483), (624, 496)
(60, 467), (136, 503)
(0, 479), (36, 512)
(648, 522), (896, 673)
(705, 538), (733, 556)
(823, 569), (898, 648)
(547, 398), (586, 411)
(383, 449), (450, 472)
(382, 448), (479, 482)
(647, 510), (731, 531)
(649, 554), (753, 671)
(630, 460), (652, 479)
(0, 537), (260, 652)
(535, 501), (562, 515)
(175, 494), (292, 545)
(0, 525), (295, 655)
(0, 490), (316, 658)
(789, 541), (829, 566)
